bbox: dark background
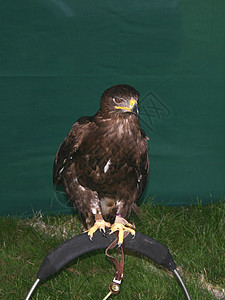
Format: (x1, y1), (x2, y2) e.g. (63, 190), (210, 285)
(1, 0), (224, 216)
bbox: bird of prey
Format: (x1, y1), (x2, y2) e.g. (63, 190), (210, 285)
(53, 84), (149, 245)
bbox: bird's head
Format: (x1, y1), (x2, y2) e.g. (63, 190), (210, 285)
(100, 84), (140, 117)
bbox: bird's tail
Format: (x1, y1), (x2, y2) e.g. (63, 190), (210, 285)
(131, 203), (141, 217)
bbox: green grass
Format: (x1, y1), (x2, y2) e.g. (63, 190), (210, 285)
(0, 200), (224, 299)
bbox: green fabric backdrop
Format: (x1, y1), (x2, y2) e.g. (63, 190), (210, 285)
(1, 0), (224, 216)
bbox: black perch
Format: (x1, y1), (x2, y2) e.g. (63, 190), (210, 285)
(25, 231), (191, 300)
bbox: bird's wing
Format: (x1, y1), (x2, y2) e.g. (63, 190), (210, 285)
(53, 116), (94, 185)
(136, 129), (149, 198)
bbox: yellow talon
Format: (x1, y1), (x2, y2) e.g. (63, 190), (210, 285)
(87, 216), (111, 240)
(110, 216), (135, 245)
(110, 223), (135, 245)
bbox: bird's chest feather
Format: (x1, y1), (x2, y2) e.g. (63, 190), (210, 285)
(75, 118), (141, 191)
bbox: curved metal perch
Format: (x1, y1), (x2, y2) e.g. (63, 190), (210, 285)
(25, 231), (191, 300)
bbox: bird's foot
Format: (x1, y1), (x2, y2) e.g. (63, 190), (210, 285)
(87, 214), (111, 241)
(110, 215), (135, 246)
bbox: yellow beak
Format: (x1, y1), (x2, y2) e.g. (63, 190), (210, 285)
(115, 98), (138, 114)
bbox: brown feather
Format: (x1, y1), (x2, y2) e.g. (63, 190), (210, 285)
(53, 85), (149, 229)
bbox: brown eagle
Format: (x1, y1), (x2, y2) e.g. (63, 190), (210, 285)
(53, 84), (149, 245)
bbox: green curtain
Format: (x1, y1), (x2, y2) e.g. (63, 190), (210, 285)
(1, 0), (224, 216)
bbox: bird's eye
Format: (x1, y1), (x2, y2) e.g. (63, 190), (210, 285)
(114, 98), (123, 104)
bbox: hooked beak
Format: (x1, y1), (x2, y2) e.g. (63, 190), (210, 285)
(129, 99), (139, 117)
(115, 98), (139, 117)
